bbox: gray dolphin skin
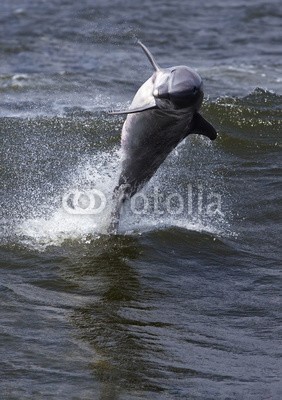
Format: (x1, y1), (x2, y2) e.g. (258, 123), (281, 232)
(109, 41), (217, 232)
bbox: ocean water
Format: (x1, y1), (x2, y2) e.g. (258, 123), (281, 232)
(0, 0), (281, 399)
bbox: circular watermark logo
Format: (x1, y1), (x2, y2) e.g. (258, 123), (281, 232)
(62, 189), (107, 215)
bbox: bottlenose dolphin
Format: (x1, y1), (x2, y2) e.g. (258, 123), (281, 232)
(109, 41), (217, 232)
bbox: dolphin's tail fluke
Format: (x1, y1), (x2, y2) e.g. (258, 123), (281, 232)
(137, 40), (161, 72)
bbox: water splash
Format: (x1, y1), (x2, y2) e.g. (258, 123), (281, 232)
(14, 135), (231, 251)
(16, 150), (120, 250)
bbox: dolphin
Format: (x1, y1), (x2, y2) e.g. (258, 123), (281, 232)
(109, 41), (217, 232)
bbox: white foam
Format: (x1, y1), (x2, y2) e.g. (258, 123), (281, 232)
(19, 210), (99, 250)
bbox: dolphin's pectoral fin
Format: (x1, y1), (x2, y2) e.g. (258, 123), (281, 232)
(189, 112), (217, 140)
(109, 104), (157, 115)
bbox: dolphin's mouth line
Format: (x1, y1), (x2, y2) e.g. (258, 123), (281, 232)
(155, 100), (195, 115)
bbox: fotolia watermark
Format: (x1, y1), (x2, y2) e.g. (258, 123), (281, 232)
(62, 185), (224, 218)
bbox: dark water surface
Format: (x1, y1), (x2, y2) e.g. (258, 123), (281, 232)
(0, 1), (281, 399)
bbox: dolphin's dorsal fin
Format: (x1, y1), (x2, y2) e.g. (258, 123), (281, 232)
(137, 40), (161, 72)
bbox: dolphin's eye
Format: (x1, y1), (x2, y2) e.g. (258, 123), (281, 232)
(193, 86), (198, 94)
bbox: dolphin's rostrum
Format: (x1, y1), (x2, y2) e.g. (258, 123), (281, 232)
(109, 41), (217, 232)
